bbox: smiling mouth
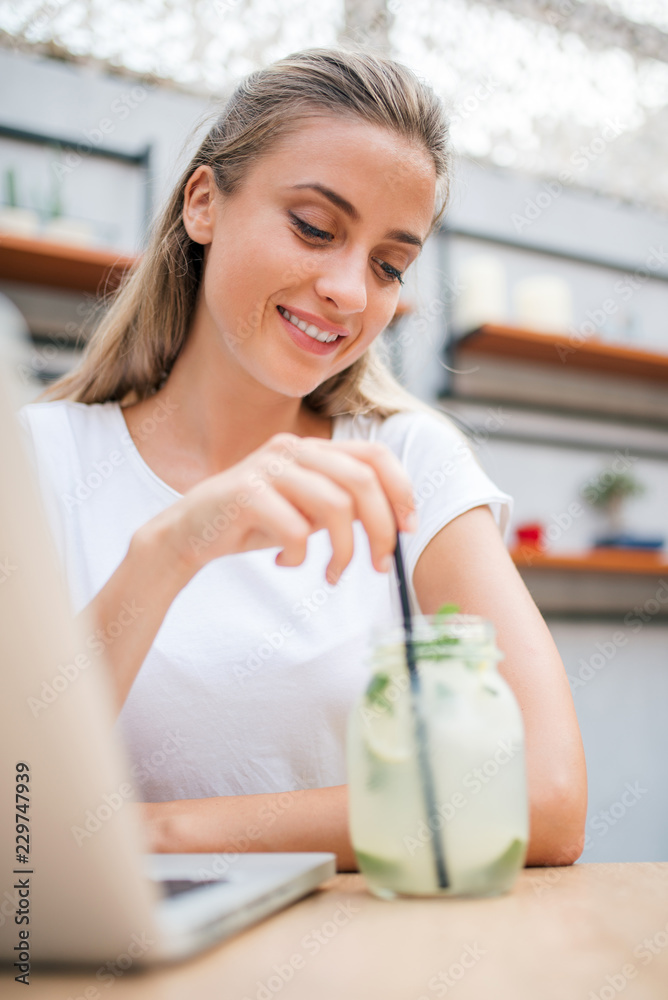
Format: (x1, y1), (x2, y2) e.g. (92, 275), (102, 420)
(277, 305), (342, 343)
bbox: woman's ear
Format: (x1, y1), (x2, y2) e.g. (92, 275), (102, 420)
(182, 165), (218, 245)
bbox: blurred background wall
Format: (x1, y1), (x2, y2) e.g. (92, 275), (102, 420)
(1, 0), (667, 862)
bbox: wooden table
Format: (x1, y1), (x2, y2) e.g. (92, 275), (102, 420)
(5, 864), (668, 999)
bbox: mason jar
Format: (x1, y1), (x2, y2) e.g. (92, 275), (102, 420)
(347, 613), (529, 898)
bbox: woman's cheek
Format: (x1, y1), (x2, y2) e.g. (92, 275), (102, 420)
(264, 231), (318, 287)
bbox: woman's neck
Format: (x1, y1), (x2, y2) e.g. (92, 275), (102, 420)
(119, 329), (333, 492)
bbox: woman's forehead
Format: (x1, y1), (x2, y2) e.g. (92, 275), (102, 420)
(267, 114), (434, 171)
(249, 116), (437, 228)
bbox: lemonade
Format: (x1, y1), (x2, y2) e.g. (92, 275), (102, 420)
(347, 613), (529, 898)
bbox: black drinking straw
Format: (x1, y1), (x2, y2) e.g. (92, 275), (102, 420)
(393, 533), (449, 890)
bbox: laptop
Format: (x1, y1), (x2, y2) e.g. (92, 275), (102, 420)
(0, 297), (336, 968)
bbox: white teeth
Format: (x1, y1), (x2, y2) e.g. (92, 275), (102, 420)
(278, 305), (340, 344)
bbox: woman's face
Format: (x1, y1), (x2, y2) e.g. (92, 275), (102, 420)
(183, 115), (437, 399)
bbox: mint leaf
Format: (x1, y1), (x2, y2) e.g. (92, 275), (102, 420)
(435, 602), (460, 616)
(412, 637), (460, 660)
(365, 672), (392, 711)
(409, 603), (462, 660)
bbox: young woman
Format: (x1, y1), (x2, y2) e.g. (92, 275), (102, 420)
(19, 47), (586, 870)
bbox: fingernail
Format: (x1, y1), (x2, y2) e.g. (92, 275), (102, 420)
(404, 512), (418, 533)
(326, 567), (340, 586)
(378, 555), (391, 573)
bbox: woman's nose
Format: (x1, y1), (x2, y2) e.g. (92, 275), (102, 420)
(313, 251), (368, 315)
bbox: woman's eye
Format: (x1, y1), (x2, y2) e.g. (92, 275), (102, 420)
(290, 213), (404, 286)
(289, 213), (333, 243)
(372, 256), (405, 286)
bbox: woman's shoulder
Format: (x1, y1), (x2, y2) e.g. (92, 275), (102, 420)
(16, 399), (125, 486)
(335, 405), (513, 541)
(17, 397), (120, 440)
(335, 406), (466, 450)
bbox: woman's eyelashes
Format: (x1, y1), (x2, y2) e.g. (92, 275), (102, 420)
(289, 212), (334, 243)
(288, 212), (405, 286)
(371, 256), (405, 286)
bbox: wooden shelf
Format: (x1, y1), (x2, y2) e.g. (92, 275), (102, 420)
(457, 323), (668, 384)
(510, 546), (668, 575)
(0, 232), (137, 294)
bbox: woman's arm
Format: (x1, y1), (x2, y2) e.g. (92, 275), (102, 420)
(76, 515), (193, 715)
(139, 503), (586, 871)
(412, 503), (588, 867)
(80, 433), (417, 716)
(139, 786), (358, 870)
(105, 501), (586, 870)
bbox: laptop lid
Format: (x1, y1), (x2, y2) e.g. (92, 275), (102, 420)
(0, 306), (336, 972)
(0, 318), (164, 966)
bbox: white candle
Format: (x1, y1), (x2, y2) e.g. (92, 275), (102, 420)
(512, 275), (573, 333)
(453, 254), (507, 332)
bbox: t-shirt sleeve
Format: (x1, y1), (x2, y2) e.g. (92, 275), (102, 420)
(378, 410), (514, 613)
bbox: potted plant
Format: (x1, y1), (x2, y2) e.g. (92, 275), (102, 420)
(579, 469), (662, 549)
(0, 167), (41, 236)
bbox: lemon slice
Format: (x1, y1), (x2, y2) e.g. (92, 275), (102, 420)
(482, 837), (527, 883)
(363, 700), (412, 763)
(355, 850), (404, 880)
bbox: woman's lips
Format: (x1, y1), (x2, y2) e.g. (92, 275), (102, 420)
(276, 306), (344, 355)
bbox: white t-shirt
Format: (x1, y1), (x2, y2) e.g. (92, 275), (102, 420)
(16, 399), (513, 801)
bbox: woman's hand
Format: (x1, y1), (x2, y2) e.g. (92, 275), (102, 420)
(148, 432), (418, 585)
(133, 801), (168, 853)
(88, 431), (417, 715)
(132, 787), (358, 869)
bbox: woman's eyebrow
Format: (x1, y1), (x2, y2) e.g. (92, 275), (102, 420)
(384, 227), (423, 250)
(291, 182), (360, 220)
(289, 182), (424, 249)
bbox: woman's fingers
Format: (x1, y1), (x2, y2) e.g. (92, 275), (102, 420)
(262, 435), (416, 574)
(175, 432), (417, 581)
(236, 484), (312, 566)
(299, 438), (418, 535)
(286, 446), (394, 574)
(332, 440), (418, 534)
(264, 464), (358, 580)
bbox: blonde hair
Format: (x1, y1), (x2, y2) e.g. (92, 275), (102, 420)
(38, 45), (460, 430)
